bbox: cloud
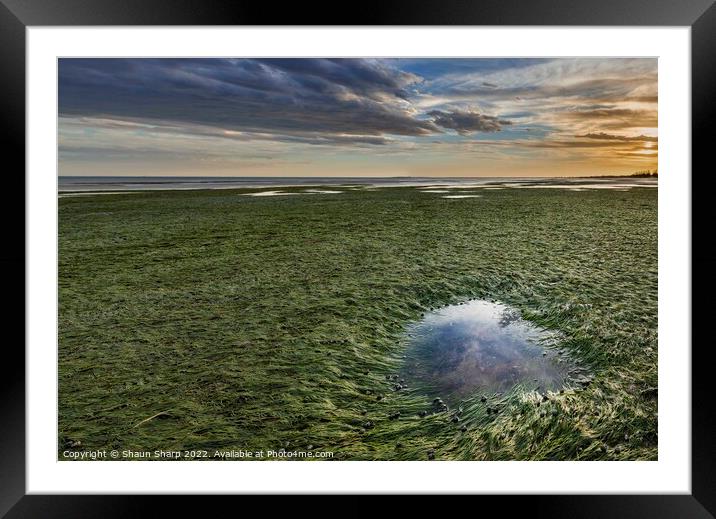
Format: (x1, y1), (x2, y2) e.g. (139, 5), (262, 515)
(427, 109), (512, 134)
(430, 59), (657, 101)
(59, 58), (438, 144)
(578, 132), (658, 142)
(557, 108), (657, 131)
(255, 58), (422, 101)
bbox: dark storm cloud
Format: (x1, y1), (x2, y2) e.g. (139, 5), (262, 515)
(58, 58), (438, 143)
(428, 110), (512, 135)
(254, 58), (421, 100)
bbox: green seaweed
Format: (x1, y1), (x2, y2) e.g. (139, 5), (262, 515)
(58, 185), (657, 460)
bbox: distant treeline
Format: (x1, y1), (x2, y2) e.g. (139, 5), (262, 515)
(629, 170), (658, 178)
(582, 170), (658, 179)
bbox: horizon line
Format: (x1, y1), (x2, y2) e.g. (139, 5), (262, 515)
(58, 173), (657, 179)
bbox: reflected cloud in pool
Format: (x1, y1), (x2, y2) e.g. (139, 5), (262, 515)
(402, 300), (580, 404)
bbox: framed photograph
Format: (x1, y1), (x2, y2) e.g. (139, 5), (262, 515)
(4, 0), (713, 513)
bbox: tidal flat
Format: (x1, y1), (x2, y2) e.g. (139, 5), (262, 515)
(58, 184), (657, 460)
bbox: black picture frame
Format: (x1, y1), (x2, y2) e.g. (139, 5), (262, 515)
(2, 0), (713, 514)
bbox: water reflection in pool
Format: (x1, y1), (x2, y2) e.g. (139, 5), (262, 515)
(402, 300), (580, 404)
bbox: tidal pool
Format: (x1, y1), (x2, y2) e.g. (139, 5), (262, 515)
(402, 300), (582, 404)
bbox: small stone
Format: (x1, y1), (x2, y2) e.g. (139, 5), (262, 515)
(376, 394), (383, 401)
(542, 395), (549, 402)
(418, 410), (428, 417)
(451, 415), (460, 423)
(389, 412), (401, 420)
(427, 449), (435, 460)
(433, 398), (443, 405)
(363, 421), (374, 429)
(394, 384), (403, 391)
(480, 396), (487, 403)
(396, 442), (403, 448)
(615, 446), (622, 454)
(461, 425), (468, 432)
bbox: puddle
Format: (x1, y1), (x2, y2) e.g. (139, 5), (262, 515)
(243, 190), (310, 197)
(58, 191), (140, 197)
(402, 300), (584, 405)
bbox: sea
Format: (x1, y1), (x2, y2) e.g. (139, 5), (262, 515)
(58, 176), (657, 192)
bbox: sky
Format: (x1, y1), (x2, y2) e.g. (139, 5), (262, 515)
(58, 58), (657, 177)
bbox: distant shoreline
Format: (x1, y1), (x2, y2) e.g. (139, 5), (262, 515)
(58, 175), (658, 194)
